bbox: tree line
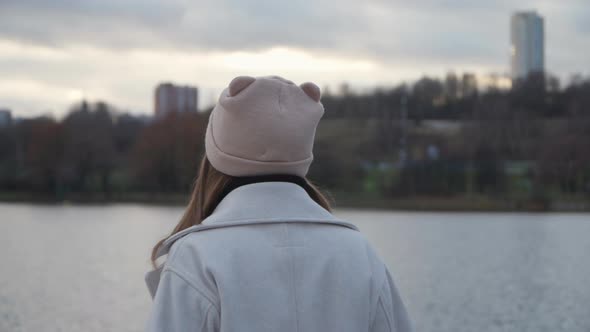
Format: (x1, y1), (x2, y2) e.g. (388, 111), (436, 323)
(0, 72), (588, 208)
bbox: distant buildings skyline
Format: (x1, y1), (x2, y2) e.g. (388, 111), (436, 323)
(154, 83), (198, 117)
(510, 11), (545, 80)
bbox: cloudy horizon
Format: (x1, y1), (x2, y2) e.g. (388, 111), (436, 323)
(1, 0), (588, 118)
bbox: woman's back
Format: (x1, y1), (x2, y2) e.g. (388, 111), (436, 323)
(147, 182), (411, 332)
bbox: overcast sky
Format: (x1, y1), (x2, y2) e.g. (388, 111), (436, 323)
(0, 0), (588, 117)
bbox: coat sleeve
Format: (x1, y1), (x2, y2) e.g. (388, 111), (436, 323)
(146, 268), (220, 332)
(370, 268), (413, 332)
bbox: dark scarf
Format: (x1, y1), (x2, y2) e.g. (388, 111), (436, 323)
(211, 174), (311, 210)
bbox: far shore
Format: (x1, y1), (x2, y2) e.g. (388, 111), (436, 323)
(1, 191), (588, 212)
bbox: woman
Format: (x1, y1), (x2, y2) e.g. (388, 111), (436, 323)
(146, 75), (412, 332)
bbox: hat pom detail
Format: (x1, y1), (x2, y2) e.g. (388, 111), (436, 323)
(229, 76), (256, 96)
(300, 82), (321, 102)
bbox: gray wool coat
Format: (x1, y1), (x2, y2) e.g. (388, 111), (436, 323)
(146, 182), (412, 332)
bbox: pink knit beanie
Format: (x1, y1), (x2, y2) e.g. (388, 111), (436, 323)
(205, 75), (324, 177)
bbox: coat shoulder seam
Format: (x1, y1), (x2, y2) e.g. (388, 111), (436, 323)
(377, 293), (394, 331)
(200, 302), (217, 330)
(163, 267), (220, 314)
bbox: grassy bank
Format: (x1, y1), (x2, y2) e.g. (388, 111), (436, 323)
(329, 191), (588, 212)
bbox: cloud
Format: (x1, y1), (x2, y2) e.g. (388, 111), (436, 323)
(1, 0), (587, 63)
(0, 40), (394, 117)
(0, 0), (588, 116)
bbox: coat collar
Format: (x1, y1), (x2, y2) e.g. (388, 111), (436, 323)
(156, 182), (358, 258)
(146, 182), (358, 298)
(203, 181), (345, 225)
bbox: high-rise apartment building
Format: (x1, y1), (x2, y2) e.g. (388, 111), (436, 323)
(510, 11), (544, 80)
(154, 83), (198, 117)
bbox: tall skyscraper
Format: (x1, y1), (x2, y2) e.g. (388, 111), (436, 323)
(154, 83), (198, 117)
(510, 11), (544, 80)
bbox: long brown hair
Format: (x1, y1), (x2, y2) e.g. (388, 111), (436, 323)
(151, 155), (332, 267)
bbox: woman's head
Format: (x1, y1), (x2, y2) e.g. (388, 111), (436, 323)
(151, 76), (330, 267)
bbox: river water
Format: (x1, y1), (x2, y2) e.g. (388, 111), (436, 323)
(0, 203), (588, 332)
